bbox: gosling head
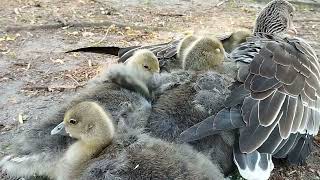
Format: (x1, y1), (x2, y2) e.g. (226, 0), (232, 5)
(254, 0), (296, 35)
(124, 49), (160, 74)
(177, 35), (198, 60)
(183, 36), (225, 71)
(228, 30), (251, 44)
(222, 30), (251, 53)
(51, 101), (115, 143)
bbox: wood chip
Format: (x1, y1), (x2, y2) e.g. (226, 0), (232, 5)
(18, 113), (24, 124)
(134, 164), (139, 170)
(88, 59), (92, 67)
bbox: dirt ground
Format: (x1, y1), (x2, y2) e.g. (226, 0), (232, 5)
(0, 0), (319, 179)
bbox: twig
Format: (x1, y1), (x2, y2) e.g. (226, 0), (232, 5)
(156, 13), (185, 17)
(44, 66), (52, 75)
(216, 0), (229, 7)
(22, 86), (49, 91)
(22, 84), (85, 92)
(92, 24), (113, 46)
(66, 74), (81, 86)
(5, 21), (171, 32)
(288, 170), (297, 175)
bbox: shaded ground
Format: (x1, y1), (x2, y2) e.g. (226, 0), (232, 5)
(0, 0), (319, 179)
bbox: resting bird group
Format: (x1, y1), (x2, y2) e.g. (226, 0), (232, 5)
(1, 0), (319, 180)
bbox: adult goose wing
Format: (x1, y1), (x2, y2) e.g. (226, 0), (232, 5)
(239, 37), (320, 153)
(65, 40), (179, 70)
(180, 36), (320, 155)
(118, 40), (179, 63)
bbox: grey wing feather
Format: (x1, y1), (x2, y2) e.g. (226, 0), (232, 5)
(118, 46), (141, 57)
(119, 41), (174, 60)
(178, 108), (245, 143)
(239, 102), (282, 153)
(287, 134), (312, 165)
(224, 85), (250, 107)
(257, 126), (283, 153)
(250, 75), (280, 92)
(238, 36), (320, 155)
(233, 143), (274, 180)
(291, 99), (305, 133)
(257, 90), (286, 126)
(273, 133), (298, 158)
(278, 96), (297, 139)
(230, 41), (262, 64)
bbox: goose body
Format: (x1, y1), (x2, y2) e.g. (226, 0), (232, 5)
(180, 0), (319, 179)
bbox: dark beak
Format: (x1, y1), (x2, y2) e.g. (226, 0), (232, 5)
(51, 122), (68, 136)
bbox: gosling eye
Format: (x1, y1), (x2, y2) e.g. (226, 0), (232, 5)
(143, 65), (150, 70)
(69, 119), (78, 125)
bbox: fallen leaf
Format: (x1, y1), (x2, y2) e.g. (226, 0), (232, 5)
(14, 8), (20, 15)
(67, 31), (80, 36)
(52, 59), (64, 64)
(82, 32), (94, 37)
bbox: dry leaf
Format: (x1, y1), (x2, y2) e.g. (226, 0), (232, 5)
(67, 31), (79, 36)
(52, 59), (64, 64)
(14, 8), (20, 15)
(82, 32), (94, 37)
(0, 34), (19, 42)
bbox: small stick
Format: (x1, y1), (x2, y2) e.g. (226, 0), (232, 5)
(5, 21), (171, 32)
(216, 0), (228, 7)
(66, 74), (81, 86)
(156, 13), (185, 17)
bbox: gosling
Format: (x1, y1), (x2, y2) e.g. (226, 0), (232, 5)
(58, 102), (224, 180)
(177, 35), (225, 71)
(51, 101), (114, 180)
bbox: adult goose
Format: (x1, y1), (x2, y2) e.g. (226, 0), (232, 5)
(179, 0), (319, 179)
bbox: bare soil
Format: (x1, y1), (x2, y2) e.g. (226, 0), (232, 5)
(0, 0), (319, 179)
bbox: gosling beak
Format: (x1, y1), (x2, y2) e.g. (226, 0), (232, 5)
(51, 122), (68, 136)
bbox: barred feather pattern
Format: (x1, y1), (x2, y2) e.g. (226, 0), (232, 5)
(234, 35), (320, 154)
(253, 0), (295, 35)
